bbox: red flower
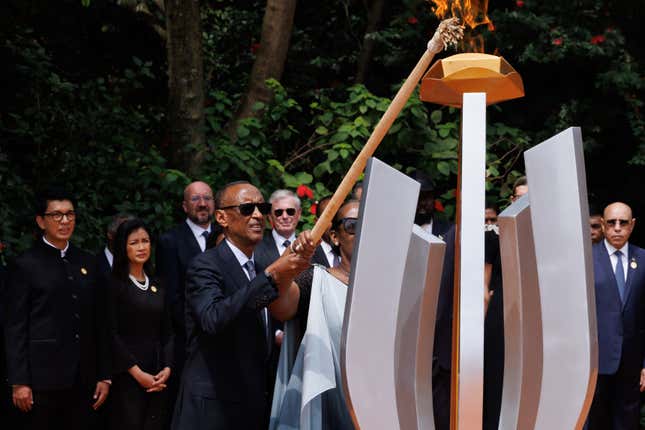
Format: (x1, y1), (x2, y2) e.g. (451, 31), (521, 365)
(407, 16), (418, 25)
(516, 0), (525, 7)
(552, 37), (563, 46)
(296, 184), (314, 199)
(309, 203), (318, 215)
(434, 199), (445, 213)
(590, 35), (606, 45)
(250, 42), (261, 54)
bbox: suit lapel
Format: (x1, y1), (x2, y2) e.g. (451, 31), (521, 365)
(597, 244), (622, 305)
(265, 234), (280, 261)
(622, 244), (642, 310)
(217, 241), (251, 292)
(180, 222), (203, 256)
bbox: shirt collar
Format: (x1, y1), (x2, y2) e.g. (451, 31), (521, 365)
(604, 239), (629, 259)
(104, 246), (114, 267)
(42, 236), (69, 257)
(320, 240), (333, 254)
(185, 218), (211, 237)
(225, 239), (254, 267)
(271, 229), (296, 247)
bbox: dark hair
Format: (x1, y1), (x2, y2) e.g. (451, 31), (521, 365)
(485, 201), (499, 214)
(35, 186), (77, 215)
(512, 176), (528, 195)
(107, 213), (135, 236)
(111, 218), (154, 282)
(316, 195), (333, 216)
(214, 180), (251, 208)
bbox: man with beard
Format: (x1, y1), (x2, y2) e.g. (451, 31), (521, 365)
(171, 181), (315, 430)
(156, 181), (216, 406)
(411, 170), (451, 239)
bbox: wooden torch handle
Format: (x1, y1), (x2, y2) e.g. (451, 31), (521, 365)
(310, 48), (437, 242)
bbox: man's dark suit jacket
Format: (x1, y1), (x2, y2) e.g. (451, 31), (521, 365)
(95, 249), (111, 278)
(171, 241), (278, 430)
(431, 215), (452, 239)
(156, 222), (204, 362)
(255, 231), (329, 269)
(594, 242), (645, 375)
(4, 239), (110, 390)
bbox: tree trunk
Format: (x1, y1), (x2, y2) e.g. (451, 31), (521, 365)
(231, 0), (297, 130)
(166, 0), (205, 175)
(356, 0), (386, 84)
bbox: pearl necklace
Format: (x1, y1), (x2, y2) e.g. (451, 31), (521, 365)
(129, 274), (149, 291)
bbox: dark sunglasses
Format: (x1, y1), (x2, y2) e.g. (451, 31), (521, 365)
(274, 208), (296, 217)
(334, 217), (358, 235)
(590, 223), (602, 229)
(219, 202), (272, 216)
(605, 219), (630, 227)
(485, 217), (497, 223)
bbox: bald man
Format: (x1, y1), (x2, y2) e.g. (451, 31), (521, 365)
(587, 202), (645, 430)
(156, 181), (216, 406)
(171, 181), (315, 430)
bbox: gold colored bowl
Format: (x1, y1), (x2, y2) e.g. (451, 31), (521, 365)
(420, 53), (524, 107)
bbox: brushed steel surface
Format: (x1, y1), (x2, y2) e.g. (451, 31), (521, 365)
(395, 226), (446, 430)
(498, 195), (542, 430)
(524, 127), (598, 430)
(341, 157), (420, 430)
(454, 92), (486, 429)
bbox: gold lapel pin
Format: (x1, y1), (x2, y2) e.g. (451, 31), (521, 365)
(151, 286), (158, 293)
(630, 259), (637, 270)
(81, 268), (88, 275)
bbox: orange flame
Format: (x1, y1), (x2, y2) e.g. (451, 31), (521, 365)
(429, 0), (494, 52)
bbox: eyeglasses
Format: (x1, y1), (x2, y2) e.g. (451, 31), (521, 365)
(274, 208), (296, 217)
(189, 195), (214, 204)
(43, 211), (76, 222)
(590, 223), (602, 229)
(334, 217), (358, 235)
(219, 202), (272, 216)
(605, 219), (630, 227)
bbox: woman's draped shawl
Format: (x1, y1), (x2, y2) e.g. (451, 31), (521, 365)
(269, 265), (355, 430)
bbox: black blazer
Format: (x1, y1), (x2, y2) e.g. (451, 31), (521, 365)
(156, 222), (204, 340)
(254, 233), (280, 270)
(171, 241), (278, 430)
(256, 231), (329, 268)
(431, 215), (452, 239)
(4, 239), (111, 390)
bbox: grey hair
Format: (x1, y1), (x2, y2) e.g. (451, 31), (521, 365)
(107, 213), (135, 236)
(269, 189), (301, 209)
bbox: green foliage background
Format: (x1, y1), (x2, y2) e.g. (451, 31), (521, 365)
(0, 0), (643, 261)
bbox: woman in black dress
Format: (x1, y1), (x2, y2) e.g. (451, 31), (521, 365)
(109, 219), (173, 430)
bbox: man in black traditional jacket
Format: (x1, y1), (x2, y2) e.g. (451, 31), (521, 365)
(4, 187), (111, 430)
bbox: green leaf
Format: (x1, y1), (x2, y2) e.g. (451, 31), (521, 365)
(437, 161), (451, 176)
(315, 126), (329, 135)
(431, 110), (443, 124)
(237, 125), (250, 138)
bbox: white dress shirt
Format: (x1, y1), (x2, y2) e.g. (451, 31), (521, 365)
(320, 240), (336, 267)
(604, 239), (629, 282)
(225, 239), (269, 330)
(421, 219), (434, 235)
(42, 236), (69, 257)
(104, 247), (114, 267)
(185, 218), (211, 252)
(272, 229), (296, 256)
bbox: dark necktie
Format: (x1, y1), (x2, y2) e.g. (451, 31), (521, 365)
(282, 239), (291, 249)
(201, 230), (209, 250)
(243, 260), (270, 349)
(615, 250), (626, 302)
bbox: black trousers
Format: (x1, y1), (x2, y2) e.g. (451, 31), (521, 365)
(20, 383), (97, 430)
(587, 359), (641, 430)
